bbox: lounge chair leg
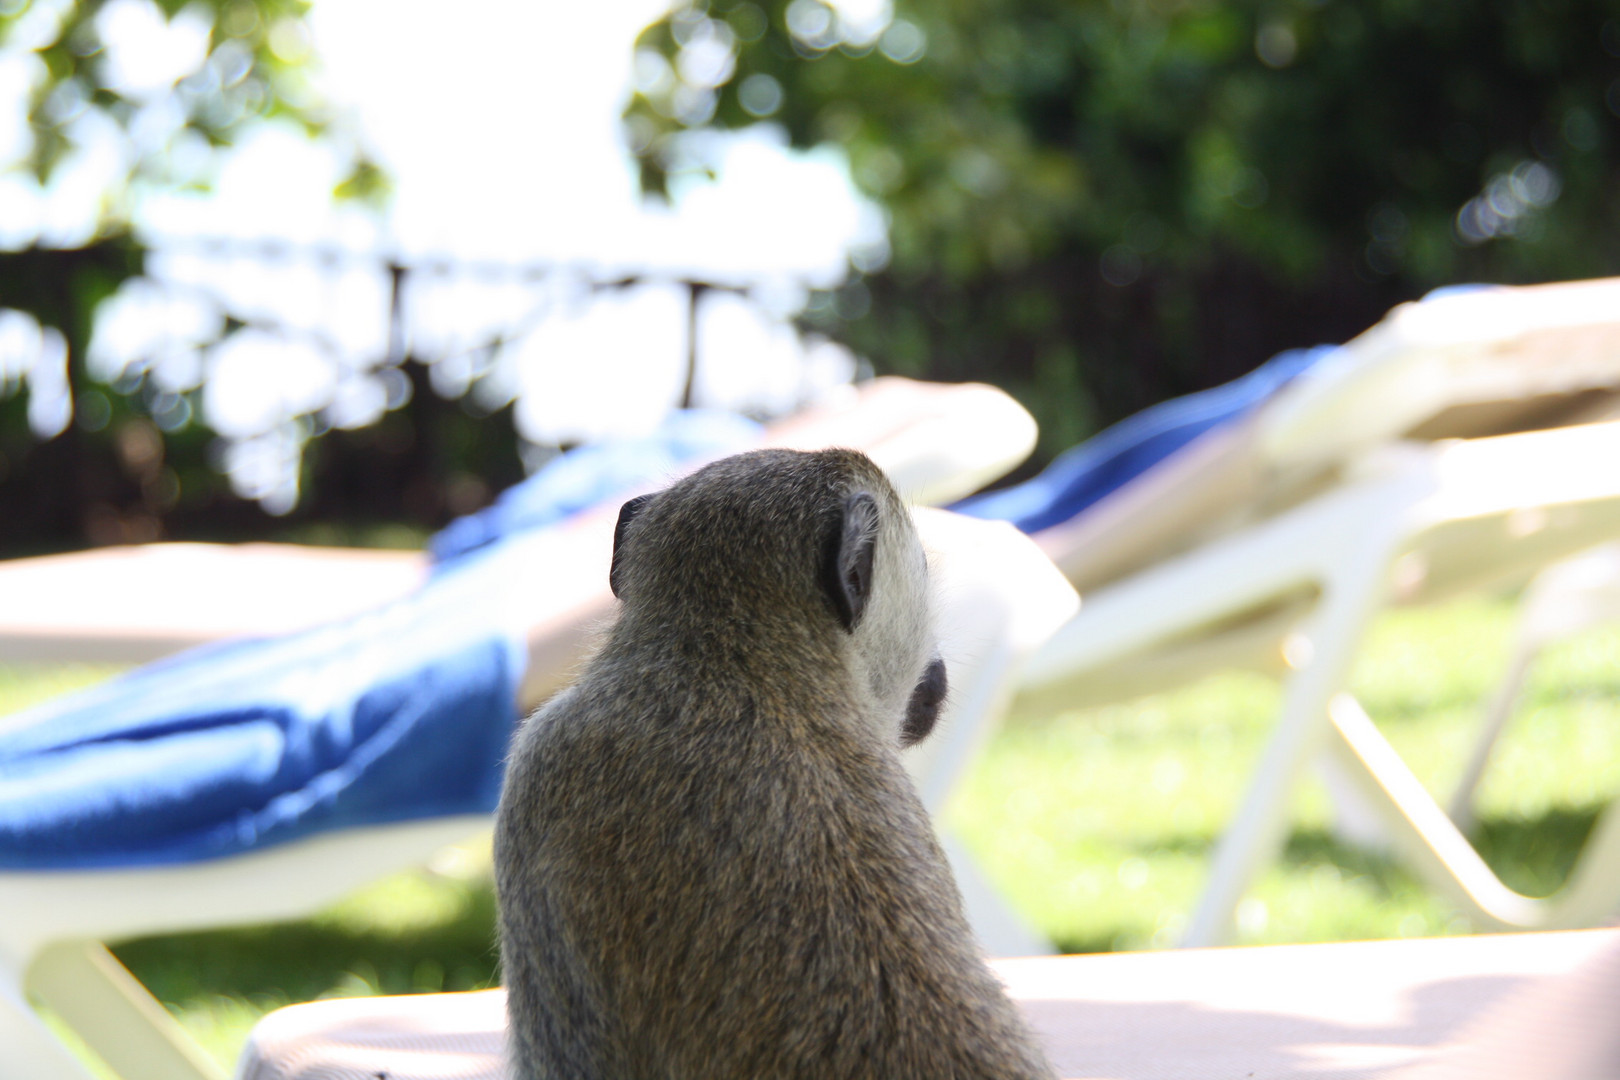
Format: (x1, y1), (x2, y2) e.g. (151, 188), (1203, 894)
(1320, 693), (1541, 928)
(1322, 693), (1620, 932)
(0, 975), (105, 1080)
(1183, 539), (1394, 948)
(1447, 646), (1536, 834)
(1182, 699), (1321, 948)
(25, 939), (225, 1080)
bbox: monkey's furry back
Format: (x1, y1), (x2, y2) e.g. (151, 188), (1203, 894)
(494, 449), (1054, 1080)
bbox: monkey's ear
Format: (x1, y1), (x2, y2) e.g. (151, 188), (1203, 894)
(610, 493), (657, 598)
(826, 491), (878, 632)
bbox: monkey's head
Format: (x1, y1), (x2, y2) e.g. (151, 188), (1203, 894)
(608, 448), (947, 748)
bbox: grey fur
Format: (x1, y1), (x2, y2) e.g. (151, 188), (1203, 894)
(494, 448), (1055, 1080)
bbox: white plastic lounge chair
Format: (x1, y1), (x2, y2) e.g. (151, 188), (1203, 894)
(961, 278), (1620, 947)
(0, 378), (1050, 1080)
(0, 504), (1073, 1080)
(1019, 278), (1620, 605)
(1022, 416), (1620, 946)
(1446, 542), (1620, 834)
(0, 377), (1036, 669)
(236, 927), (1620, 1080)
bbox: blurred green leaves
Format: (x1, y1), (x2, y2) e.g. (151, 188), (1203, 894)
(3, 0), (375, 222)
(629, 0), (1620, 452)
(0, 0), (369, 552)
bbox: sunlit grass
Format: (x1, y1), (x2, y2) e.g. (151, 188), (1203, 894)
(0, 662), (125, 717)
(4, 592), (1620, 1070)
(946, 595), (1620, 952)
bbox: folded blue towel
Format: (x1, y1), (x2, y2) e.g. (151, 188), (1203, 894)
(0, 410), (767, 871)
(952, 346), (1336, 533)
(0, 547), (529, 870)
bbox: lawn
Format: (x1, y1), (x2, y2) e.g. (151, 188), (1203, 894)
(4, 593), (1619, 1073)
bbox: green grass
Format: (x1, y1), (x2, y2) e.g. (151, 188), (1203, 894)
(6, 593), (1620, 1071)
(112, 859), (504, 1068)
(946, 596), (1620, 952)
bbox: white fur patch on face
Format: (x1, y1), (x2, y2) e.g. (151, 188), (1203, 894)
(846, 495), (937, 744)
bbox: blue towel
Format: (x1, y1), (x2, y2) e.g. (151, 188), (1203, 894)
(430, 410), (764, 566)
(0, 409), (766, 871)
(0, 548), (530, 870)
(952, 346), (1337, 533)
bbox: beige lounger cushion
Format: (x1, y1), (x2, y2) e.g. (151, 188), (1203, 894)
(239, 928), (1618, 1080)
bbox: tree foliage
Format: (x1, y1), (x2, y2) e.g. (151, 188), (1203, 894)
(0, 0), (408, 553)
(17, 0), (320, 186)
(629, 0), (1620, 455)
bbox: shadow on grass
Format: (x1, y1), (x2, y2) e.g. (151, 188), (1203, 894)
(112, 878), (502, 1009)
(1281, 805), (1600, 898)
(1470, 805), (1600, 897)
(1283, 804), (1600, 898)
(1049, 932), (1136, 956)
(1118, 802), (1601, 902)
(1280, 828), (1434, 890)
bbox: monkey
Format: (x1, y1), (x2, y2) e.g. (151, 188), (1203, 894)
(493, 447), (1056, 1080)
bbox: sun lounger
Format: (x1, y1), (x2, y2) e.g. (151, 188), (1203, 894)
(236, 927), (1620, 1080)
(1012, 277), (1620, 601)
(0, 377), (1036, 670)
(0, 392), (1065, 1080)
(993, 277), (1620, 945)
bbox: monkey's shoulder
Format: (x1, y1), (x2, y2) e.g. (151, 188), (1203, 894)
(508, 678), (914, 838)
